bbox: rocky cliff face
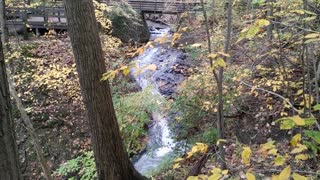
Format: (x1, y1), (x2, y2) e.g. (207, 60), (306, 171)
(108, 3), (150, 43)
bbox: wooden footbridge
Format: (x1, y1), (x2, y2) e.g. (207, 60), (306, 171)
(5, 0), (202, 31)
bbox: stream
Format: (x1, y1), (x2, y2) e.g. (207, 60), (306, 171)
(132, 23), (190, 174)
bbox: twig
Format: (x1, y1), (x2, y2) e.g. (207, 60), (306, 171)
(234, 78), (320, 131)
(239, 80), (299, 112)
(255, 168), (320, 176)
(271, 21), (320, 33)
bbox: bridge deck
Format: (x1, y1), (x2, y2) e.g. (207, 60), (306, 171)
(5, 0), (202, 30)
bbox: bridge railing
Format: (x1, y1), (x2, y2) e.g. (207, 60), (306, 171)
(4, 0), (202, 30)
(6, 6), (67, 29)
(128, 0), (202, 13)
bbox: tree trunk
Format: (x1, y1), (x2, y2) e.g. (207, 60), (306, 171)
(0, 0), (9, 51)
(266, 0), (274, 39)
(63, 0), (145, 179)
(0, 37), (21, 179)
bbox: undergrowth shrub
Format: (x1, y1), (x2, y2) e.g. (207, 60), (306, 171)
(170, 68), (238, 145)
(54, 151), (97, 180)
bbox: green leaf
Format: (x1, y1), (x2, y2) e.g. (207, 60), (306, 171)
(304, 117), (317, 126)
(313, 104), (320, 111)
(279, 118), (295, 130)
(304, 130), (320, 144)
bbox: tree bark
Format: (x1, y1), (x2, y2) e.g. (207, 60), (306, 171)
(0, 0), (9, 51)
(0, 37), (21, 179)
(266, 0), (274, 39)
(63, 0), (145, 179)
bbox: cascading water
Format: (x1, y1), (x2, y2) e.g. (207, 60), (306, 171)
(132, 26), (187, 174)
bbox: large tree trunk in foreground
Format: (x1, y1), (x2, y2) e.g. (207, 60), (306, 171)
(63, 0), (145, 179)
(0, 37), (21, 179)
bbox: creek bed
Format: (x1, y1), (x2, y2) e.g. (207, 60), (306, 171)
(132, 24), (191, 174)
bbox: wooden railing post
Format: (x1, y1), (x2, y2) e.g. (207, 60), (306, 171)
(44, 7), (48, 28)
(58, 9), (61, 23)
(22, 7), (28, 40)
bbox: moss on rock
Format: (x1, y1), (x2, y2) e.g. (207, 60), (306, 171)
(108, 2), (150, 43)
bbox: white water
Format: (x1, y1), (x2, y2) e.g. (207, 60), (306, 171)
(132, 27), (177, 174)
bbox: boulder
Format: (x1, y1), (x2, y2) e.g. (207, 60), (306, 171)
(108, 3), (150, 43)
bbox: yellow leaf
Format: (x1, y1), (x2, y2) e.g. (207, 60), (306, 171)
(305, 33), (320, 39)
(291, 116), (305, 126)
(211, 168), (222, 174)
(290, 9), (305, 14)
(261, 141), (276, 150)
(292, 173), (308, 180)
(195, 143), (208, 153)
(268, 148), (278, 155)
(213, 58), (226, 68)
(291, 144), (308, 154)
(208, 53), (218, 59)
(246, 172), (256, 180)
(257, 19), (270, 26)
(174, 157), (183, 163)
(241, 147), (252, 165)
(180, 27), (189, 32)
(273, 155), (286, 166)
(296, 89), (303, 95)
(173, 163), (181, 169)
(222, 170), (228, 175)
(146, 42), (154, 48)
(172, 33), (182, 43)
(216, 139), (227, 145)
(271, 175), (279, 180)
(217, 51), (230, 57)
(295, 154), (309, 160)
(120, 66), (130, 76)
(186, 143), (208, 158)
(187, 176), (198, 180)
(290, 134), (301, 147)
(278, 166), (291, 180)
(198, 174), (207, 180)
(208, 174), (222, 180)
(136, 47), (145, 55)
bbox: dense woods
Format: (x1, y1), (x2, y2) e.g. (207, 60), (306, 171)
(0, 0), (319, 179)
